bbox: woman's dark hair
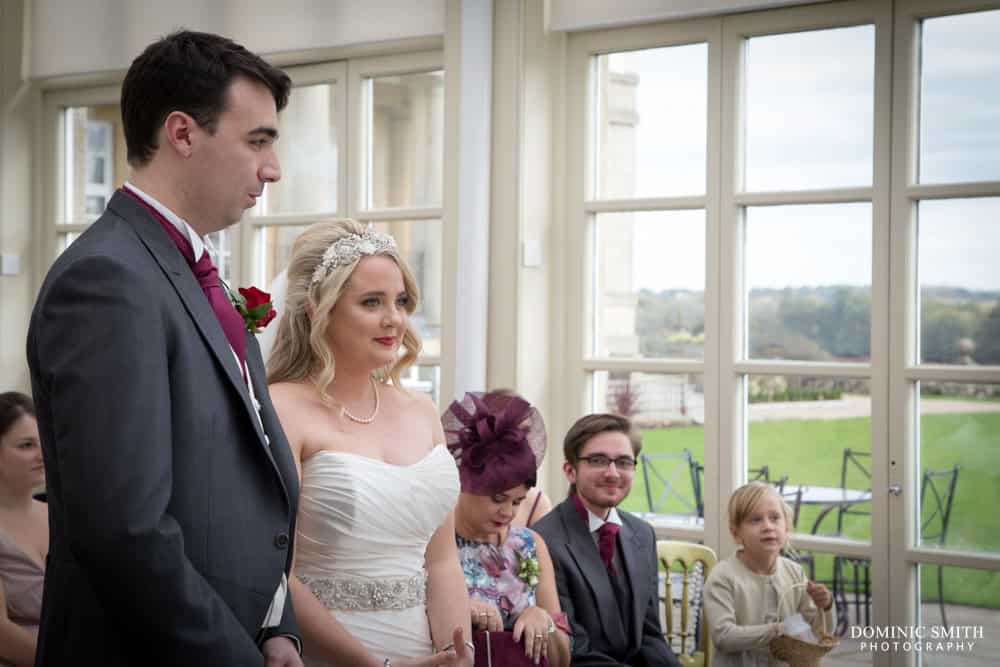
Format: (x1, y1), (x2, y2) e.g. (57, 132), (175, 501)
(121, 30), (291, 166)
(0, 392), (35, 439)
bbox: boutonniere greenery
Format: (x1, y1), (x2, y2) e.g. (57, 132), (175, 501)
(515, 552), (540, 587)
(226, 284), (277, 333)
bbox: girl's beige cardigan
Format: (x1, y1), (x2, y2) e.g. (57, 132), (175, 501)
(703, 553), (836, 665)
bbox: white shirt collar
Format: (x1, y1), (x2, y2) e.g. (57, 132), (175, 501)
(124, 181), (210, 261)
(587, 506), (623, 533)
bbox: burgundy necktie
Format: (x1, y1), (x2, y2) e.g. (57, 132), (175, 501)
(122, 188), (247, 380)
(571, 492), (619, 575)
(597, 522), (620, 576)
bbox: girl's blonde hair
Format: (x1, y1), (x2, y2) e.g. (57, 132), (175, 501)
(728, 481), (795, 550)
(266, 219), (421, 398)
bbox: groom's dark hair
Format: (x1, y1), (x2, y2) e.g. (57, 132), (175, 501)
(121, 30), (291, 167)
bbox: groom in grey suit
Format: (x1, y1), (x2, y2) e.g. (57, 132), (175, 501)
(535, 414), (680, 667)
(27, 31), (302, 666)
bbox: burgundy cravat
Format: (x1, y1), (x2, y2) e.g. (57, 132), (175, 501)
(571, 492), (619, 575)
(597, 522), (620, 576)
(122, 188), (247, 379)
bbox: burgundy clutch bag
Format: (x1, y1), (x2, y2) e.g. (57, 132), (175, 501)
(472, 630), (549, 667)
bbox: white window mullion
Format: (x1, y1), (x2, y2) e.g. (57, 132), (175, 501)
(584, 195), (707, 213)
(355, 207), (443, 221)
(868, 0), (896, 647)
(888, 0), (920, 643)
(701, 17), (725, 555)
(903, 548), (1000, 571)
(734, 187), (874, 207)
(583, 358), (707, 374)
(906, 181), (1000, 200)
(904, 366), (1000, 384)
(719, 6), (746, 559)
(564, 36), (591, 432)
(734, 360), (874, 377)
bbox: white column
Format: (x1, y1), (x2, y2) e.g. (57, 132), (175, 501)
(0, 0), (35, 392)
(489, 0), (569, 497)
(441, 0), (492, 402)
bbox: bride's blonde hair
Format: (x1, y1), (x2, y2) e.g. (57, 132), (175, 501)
(266, 219), (421, 398)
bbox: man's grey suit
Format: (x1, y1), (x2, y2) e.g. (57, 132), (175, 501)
(27, 190), (300, 666)
(534, 498), (680, 667)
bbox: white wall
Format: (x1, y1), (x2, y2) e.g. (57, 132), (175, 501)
(29, 0), (445, 79)
(1, 0), (36, 392)
(546, 0), (818, 32)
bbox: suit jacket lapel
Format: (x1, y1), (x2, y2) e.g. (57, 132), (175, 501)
(111, 192), (268, 452)
(560, 501), (628, 645)
(246, 337), (299, 576)
(244, 335), (294, 502)
(618, 517), (647, 648)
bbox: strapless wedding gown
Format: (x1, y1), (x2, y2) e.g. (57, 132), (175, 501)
(295, 444), (460, 664)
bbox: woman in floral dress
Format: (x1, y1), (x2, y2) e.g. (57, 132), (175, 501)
(445, 392), (570, 667)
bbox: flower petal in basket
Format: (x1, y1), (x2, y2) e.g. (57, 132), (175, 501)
(769, 632), (838, 667)
(769, 581), (839, 667)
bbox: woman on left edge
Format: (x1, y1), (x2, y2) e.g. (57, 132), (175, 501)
(0, 392), (46, 667)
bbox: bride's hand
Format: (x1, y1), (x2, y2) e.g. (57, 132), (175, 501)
(470, 599), (503, 633)
(396, 627), (472, 667)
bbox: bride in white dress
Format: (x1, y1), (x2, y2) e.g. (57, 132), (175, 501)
(266, 220), (472, 667)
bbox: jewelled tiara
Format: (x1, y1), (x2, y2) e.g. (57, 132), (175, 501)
(310, 225), (397, 286)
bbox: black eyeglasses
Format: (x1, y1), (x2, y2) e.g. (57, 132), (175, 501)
(579, 454), (637, 472)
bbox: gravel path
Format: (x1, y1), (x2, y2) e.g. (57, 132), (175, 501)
(748, 395), (1000, 421)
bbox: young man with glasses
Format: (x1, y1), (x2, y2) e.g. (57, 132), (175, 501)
(534, 414), (680, 666)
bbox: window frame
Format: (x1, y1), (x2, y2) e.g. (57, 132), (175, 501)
(561, 0), (1000, 656)
(41, 49), (447, 401)
(890, 1), (1000, 659)
(243, 60), (349, 289)
(42, 84), (120, 275)
(346, 50), (445, 374)
(718, 0), (894, 571)
(565, 14), (724, 545)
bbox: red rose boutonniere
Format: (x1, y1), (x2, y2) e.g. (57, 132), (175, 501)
(231, 285), (277, 333)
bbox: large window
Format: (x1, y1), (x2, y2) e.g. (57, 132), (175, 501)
(248, 54), (444, 398)
(50, 97), (127, 258)
(892, 3), (1000, 664)
(565, 22), (717, 542)
(566, 0), (999, 662)
(45, 50), (445, 404)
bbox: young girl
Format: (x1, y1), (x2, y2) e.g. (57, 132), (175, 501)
(704, 482), (835, 666)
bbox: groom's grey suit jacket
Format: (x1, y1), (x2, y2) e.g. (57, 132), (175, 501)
(27, 190), (300, 666)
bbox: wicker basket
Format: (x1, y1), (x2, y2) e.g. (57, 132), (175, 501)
(768, 583), (838, 667)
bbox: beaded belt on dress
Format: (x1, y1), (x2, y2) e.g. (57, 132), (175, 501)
(297, 572), (427, 612)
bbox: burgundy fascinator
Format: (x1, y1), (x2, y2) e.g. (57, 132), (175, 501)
(443, 391), (547, 495)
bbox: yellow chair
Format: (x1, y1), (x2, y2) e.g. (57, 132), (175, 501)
(657, 540), (718, 667)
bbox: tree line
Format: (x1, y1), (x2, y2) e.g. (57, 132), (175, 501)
(636, 286), (1000, 365)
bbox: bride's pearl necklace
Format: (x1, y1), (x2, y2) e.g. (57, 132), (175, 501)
(341, 376), (379, 424)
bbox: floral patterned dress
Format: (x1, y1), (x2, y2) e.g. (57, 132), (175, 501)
(456, 525), (540, 630)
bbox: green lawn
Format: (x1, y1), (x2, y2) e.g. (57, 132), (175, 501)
(622, 412), (1000, 609)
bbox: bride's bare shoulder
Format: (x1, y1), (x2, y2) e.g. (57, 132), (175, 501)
(382, 383), (440, 433)
(384, 383), (436, 414)
(269, 380), (323, 413)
